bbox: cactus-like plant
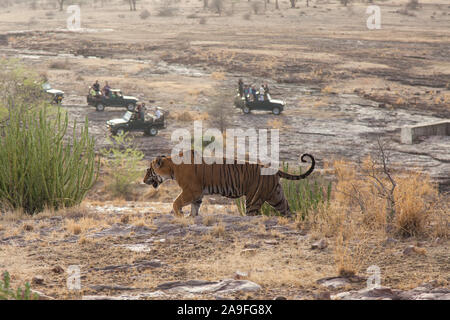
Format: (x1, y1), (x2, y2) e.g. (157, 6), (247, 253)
(0, 105), (98, 214)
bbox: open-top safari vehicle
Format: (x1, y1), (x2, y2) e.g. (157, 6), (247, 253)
(42, 83), (64, 105)
(106, 110), (166, 136)
(234, 93), (286, 115)
(87, 89), (138, 112)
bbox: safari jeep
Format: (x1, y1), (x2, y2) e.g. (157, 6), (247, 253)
(87, 89), (138, 112)
(42, 83), (64, 104)
(106, 111), (165, 136)
(234, 93), (285, 115)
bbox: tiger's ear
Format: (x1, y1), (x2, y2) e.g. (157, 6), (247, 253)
(155, 156), (164, 168)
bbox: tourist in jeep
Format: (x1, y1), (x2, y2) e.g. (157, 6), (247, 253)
(103, 82), (111, 97)
(243, 85), (249, 102)
(238, 78), (244, 97)
(92, 80), (100, 94)
(155, 106), (162, 120)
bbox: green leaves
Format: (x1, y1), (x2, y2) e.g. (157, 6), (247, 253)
(0, 271), (38, 300)
(0, 105), (99, 214)
(101, 133), (144, 198)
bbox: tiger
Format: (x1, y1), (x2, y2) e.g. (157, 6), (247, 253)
(143, 151), (315, 217)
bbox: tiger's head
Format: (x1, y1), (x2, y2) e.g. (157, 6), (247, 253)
(143, 156), (173, 189)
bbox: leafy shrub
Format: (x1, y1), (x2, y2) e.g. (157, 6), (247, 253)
(140, 9), (150, 20)
(0, 108), (98, 214)
(0, 61), (98, 214)
(406, 0), (420, 10)
(157, 7), (177, 17)
(49, 59), (70, 70)
(187, 13), (198, 19)
(0, 271), (38, 300)
(101, 133), (144, 198)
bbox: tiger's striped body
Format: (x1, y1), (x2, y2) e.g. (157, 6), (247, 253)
(144, 151), (315, 216)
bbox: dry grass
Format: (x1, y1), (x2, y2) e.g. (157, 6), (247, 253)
(332, 158), (444, 238)
(48, 59), (70, 70)
(210, 71), (226, 80)
(65, 217), (102, 235)
(169, 110), (209, 122)
(210, 222), (226, 237)
(202, 214), (217, 226)
(173, 214), (194, 226)
(267, 118), (284, 129)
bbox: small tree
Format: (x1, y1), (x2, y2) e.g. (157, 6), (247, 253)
(128, 0), (137, 11)
(57, 0), (64, 11)
(210, 0), (224, 15)
(101, 133), (144, 198)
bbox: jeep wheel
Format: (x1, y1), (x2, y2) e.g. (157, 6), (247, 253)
(96, 104), (105, 112)
(116, 128), (125, 136)
(127, 104), (135, 112)
(243, 106), (251, 114)
(147, 127), (158, 136)
(272, 107), (281, 115)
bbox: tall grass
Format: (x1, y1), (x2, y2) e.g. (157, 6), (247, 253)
(0, 107), (98, 214)
(236, 163), (331, 218)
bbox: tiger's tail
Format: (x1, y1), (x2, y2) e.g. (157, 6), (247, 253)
(277, 154), (315, 180)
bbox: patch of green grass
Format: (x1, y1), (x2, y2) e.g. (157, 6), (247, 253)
(236, 163), (331, 218)
(0, 271), (38, 300)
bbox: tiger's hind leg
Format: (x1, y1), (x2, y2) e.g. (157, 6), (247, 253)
(266, 183), (292, 217)
(245, 196), (265, 216)
(189, 198), (203, 217)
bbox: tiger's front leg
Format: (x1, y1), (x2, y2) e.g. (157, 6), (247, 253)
(173, 191), (201, 217)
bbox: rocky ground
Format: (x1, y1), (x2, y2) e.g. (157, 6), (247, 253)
(0, 1), (448, 300)
(0, 202), (448, 300)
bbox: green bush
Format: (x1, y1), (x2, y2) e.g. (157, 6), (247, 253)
(0, 271), (38, 300)
(236, 163), (331, 218)
(0, 58), (48, 121)
(0, 60), (98, 214)
(101, 133), (144, 198)
(0, 107), (98, 214)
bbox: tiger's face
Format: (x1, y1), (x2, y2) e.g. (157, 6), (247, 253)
(143, 156), (173, 188)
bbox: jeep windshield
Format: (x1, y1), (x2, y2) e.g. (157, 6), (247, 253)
(123, 111), (133, 122)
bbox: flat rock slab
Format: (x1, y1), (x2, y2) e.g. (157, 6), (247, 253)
(317, 277), (351, 289)
(155, 279), (262, 295)
(88, 259), (163, 273)
(332, 286), (450, 300)
(82, 291), (167, 300)
(89, 224), (154, 238)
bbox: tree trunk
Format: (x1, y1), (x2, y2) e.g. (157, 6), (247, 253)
(275, 0), (279, 10)
(58, 0), (64, 11)
(290, 0), (296, 8)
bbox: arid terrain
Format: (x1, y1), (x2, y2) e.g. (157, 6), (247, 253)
(0, 0), (448, 300)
